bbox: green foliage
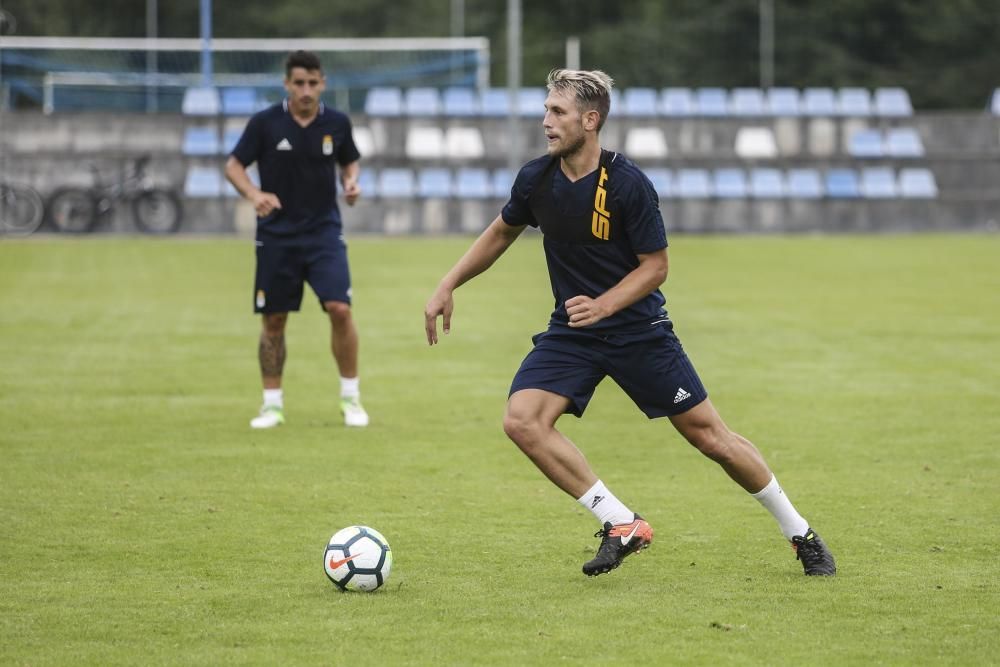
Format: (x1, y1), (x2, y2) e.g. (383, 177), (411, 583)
(1, 235), (999, 665)
(4, 1), (1000, 108)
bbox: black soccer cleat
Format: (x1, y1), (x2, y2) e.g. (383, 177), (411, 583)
(791, 528), (837, 576)
(582, 514), (653, 576)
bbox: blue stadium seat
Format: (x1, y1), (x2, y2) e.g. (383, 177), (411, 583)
(786, 168), (823, 199)
(182, 126), (220, 155)
(860, 167), (898, 198)
(364, 87), (403, 116)
(378, 168), (416, 198)
(836, 87), (872, 116)
(184, 166), (222, 197)
(898, 168), (938, 198)
(221, 87), (258, 115)
(749, 168), (784, 198)
(517, 88), (547, 117)
(222, 127), (242, 154)
(479, 88), (512, 117)
(405, 87), (442, 116)
(455, 168), (493, 199)
(730, 88), (765, 116)
(623, 87), (659, 116)
(713, 168), (748, 198)
(417, 168), (453, 198)
(645, 168), (672, 198)
(825, 169), (861, 198)
(802, 87), (836, 116)
(695, 87), (728, 116)
(675, 169), (711, 198)
(848, 129), (884, 157)
(181, 86), (221, 115)
(992, 88), (1000, 115)
(875, 87), (914, 116)
(357, 169), (376, 198)
(492, 169), (515, 198)
(442, 87), (479, 116)
(660, 88), (695, 116)
(766, 87), (801, 116)
(885, 127), (924, 157)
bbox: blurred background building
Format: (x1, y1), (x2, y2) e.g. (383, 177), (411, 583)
(1, 0), (998, 235)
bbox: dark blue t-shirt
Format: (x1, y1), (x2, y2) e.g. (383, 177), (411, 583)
(230, 100), (360, 238)
(501, 151), (669, 334)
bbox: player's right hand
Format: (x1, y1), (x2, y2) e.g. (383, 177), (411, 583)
(424, 288), (454, 345)
(250, 191), (282, 217)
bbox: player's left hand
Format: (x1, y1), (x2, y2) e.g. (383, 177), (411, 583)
(565, 295), (610, 328)
(343, 179), (361, 206)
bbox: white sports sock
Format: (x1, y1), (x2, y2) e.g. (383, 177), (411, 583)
(751, 475), (810, 540)
(263, 388), (283, 408)
(577, 480), (634, 526)
(340, 376), (360, 399)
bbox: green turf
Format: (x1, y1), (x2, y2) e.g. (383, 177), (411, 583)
(1, 234), (998, 666)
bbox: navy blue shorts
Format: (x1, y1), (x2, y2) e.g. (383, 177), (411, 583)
(253, 225), (351, 313)
(509, 324), (708, 418)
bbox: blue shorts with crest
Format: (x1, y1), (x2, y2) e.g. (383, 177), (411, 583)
(253, 225), (351, 313)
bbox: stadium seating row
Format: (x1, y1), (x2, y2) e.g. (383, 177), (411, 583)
(181, 124), (925, 160)
(180, 85), (915, 118)
(185, 165), (937, 200)
(362, 86), (914, 118)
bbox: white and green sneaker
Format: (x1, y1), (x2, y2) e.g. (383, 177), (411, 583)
(250, 405), (285, 429)
(340, 396), (369, 427)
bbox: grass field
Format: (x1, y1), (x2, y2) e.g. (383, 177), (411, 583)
(1, 234), (998, 666)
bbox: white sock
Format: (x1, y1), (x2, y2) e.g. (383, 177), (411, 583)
(751, 475), (809, 540)
(340, 376), (360, 399)
(577, 480), (634, 526)
(263, 388), (283, 408)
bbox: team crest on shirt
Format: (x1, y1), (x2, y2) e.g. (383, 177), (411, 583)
(322, 134), (334, 155)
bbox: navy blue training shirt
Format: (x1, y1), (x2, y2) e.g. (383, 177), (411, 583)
(231, 99), (360, 237)
(501, 151), (669, 334)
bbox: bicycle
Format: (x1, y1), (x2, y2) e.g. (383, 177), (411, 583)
(0, 182), (45, 236)
(47, 155), (183, 234)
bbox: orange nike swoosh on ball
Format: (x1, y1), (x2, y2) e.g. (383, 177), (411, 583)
(328, 554), (359, 569)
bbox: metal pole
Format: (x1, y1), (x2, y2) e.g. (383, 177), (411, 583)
(759, 0), (774, 89)
(450, 0), (465, 84)
(565, 36), (580, 70)
(200, 0), (212, 87)
(146, 0), (158, 112)
(506, 0), (521, 175)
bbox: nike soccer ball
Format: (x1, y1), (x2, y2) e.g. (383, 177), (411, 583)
(324, 525), (393, 592)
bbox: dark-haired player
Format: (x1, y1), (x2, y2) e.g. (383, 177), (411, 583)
(226, 50), (368, 429)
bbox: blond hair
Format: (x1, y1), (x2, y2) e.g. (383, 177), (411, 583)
(546, 68), (614, 130)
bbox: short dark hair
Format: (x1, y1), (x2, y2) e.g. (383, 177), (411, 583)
(285, 50), (323, 78)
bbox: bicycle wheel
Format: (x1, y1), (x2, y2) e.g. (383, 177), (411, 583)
(132, 189), (182, 234)
(48, 187), (98, 233)
(0, 183), (45, 236)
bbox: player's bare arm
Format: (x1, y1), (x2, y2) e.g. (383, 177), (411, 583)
(425, 216), (526, 345)
(566, 249), (668, 328)
(224, 156), (282, 216)
(340, 160), (361, 206)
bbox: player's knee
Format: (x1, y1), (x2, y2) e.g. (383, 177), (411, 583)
(687, 426), (737, 464)
(324, 301), (352, 325)
(502, 410), (543, 450)
(262, 313), (287, 335)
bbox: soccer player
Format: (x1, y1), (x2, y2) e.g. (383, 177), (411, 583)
(424, 69), (835, 577)
(226, 50), (369, 429)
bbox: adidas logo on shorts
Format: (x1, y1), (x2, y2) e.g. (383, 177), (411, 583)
(673, 387), (692, 404)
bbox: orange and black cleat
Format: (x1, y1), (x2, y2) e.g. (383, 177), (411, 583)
(791, 528), (836, 576)
(582, 514), (653, 576)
